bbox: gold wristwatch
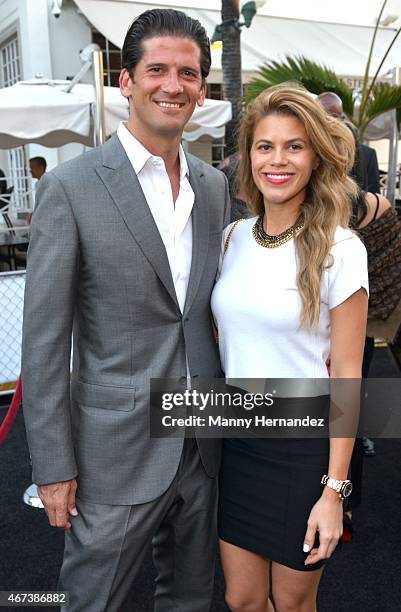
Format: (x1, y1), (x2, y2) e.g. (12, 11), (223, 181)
(321, 474), (353, 500)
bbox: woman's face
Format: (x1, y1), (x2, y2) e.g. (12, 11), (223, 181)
(251, 113), (319, 211)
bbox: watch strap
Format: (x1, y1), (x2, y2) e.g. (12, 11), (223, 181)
(321, 474), (352, 499)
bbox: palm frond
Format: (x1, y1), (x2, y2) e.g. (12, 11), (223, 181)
(359, 0), (388, 121)
(245, 56), (354, 116)
(361, 83), (401, 134)
(359, 25), (401, 123)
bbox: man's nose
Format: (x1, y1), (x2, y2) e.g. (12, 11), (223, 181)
(161, 70), (184, 95)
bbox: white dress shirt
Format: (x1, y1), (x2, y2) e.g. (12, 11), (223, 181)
(117, 122), (194, 313)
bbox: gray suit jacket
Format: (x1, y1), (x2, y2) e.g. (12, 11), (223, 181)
(22, 135), (230, 505)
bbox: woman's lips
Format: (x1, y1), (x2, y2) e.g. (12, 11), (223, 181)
(263, 173), (294, 185)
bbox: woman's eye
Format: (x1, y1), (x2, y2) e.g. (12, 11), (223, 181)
(290, 143), (302, 150)
(258, 144), (271, 151)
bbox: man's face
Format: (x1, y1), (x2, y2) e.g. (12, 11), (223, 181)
(30, 161), (43, 180)
(119, 36), (206, 142)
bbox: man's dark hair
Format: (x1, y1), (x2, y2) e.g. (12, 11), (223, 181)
(30, 156), (47, 171)
(122, 9), (211, 83)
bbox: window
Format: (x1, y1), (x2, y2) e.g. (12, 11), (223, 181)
(8, 148), (30, 209)
(92, 30), (121, 87)
(0, 35), (30, 210)
(1, 36), (20, 87)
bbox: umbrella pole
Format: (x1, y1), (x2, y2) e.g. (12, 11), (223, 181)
(93, 50), (106, 146)
(386, 67), (400, 205)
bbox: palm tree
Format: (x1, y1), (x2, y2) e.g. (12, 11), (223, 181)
(245, 1), (401, 139)
(221, 0), (243, 155)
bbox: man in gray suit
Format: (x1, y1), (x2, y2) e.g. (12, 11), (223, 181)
(22, 9), (229, 611)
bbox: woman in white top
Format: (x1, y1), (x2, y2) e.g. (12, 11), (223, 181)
(211, 84), (368, 612)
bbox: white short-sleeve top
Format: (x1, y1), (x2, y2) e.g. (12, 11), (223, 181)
(211, 217), (369, 379)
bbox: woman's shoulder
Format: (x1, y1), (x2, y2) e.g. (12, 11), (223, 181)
(331, 226), (366, 256)
(366, 192), (391, 217)
(332, 226), (357, 245)
(223, 216), (256, 240)
(357, 192), (391, 228)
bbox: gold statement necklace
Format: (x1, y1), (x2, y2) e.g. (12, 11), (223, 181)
(252, 214), (304, 249)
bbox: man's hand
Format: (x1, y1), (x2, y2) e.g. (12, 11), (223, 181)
(38, 479), (78, 529)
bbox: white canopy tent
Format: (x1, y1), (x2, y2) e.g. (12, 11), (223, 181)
(0, 79), (232, 149)
(73, 0), (401, 78)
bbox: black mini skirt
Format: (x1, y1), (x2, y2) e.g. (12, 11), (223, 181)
(218, 436), (332, 571)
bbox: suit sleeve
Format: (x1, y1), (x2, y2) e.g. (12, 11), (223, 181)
(222, 173), (231, 229)
(366, 149), (381, 195)
(22, 172), (79, 485)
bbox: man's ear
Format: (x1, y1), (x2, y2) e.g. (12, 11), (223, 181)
(196, 82), (206, 107)
(119, 69), (133, 99)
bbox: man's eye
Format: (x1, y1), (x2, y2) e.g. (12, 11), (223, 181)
(149, 67), (161, 73)
(183, 70), (196, 78)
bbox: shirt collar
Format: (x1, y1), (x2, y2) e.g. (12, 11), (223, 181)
(117, 122), (189, 181)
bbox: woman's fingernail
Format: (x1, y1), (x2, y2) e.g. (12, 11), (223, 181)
(303, 544), (310, 553)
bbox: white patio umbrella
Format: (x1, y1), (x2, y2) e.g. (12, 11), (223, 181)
(0, 79), (232, 149)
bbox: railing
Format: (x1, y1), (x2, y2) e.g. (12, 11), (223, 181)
(379, 170), (401, 206)
(0, 174), (34, 213)
(0, 179), (33, 234)
(0, 271), (25, 394)
(0, 204), (30, 233)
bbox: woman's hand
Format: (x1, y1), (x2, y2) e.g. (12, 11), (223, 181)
(303, 488), (343, 565)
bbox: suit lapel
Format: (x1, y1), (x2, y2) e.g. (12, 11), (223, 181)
(184, 156), (209, 316)
(95, 136), (180, 311)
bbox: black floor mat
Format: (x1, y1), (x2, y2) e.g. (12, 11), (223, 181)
(1, 347), (400, 611)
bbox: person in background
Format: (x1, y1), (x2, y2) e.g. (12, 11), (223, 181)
(360, 143), (381, 195)
(27, 158), (47, 223)
(218, 153), (248, 222)
(346, 187), (401, 516)
(316, 92), (369, 192)
(316, 91), (381, 195)
(29, 156), (47, 180)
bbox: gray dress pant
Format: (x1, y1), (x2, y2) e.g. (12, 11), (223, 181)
(59, 440), (218, 612)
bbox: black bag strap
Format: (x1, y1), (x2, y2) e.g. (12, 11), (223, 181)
(372, 193), (380, 221)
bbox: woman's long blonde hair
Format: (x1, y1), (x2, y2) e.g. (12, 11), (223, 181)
(238, 83), (358, 329)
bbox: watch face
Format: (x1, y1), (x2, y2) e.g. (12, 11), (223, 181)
(343, 482), (353, 497)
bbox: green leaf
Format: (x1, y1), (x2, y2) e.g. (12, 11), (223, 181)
(245, 56), (354, 116)
(361, 83), (401, 134)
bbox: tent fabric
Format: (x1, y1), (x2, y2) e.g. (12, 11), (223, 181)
(0, 81), (91, 148)
(73, 0), (401, 78)
(0, 80), (232, 149)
